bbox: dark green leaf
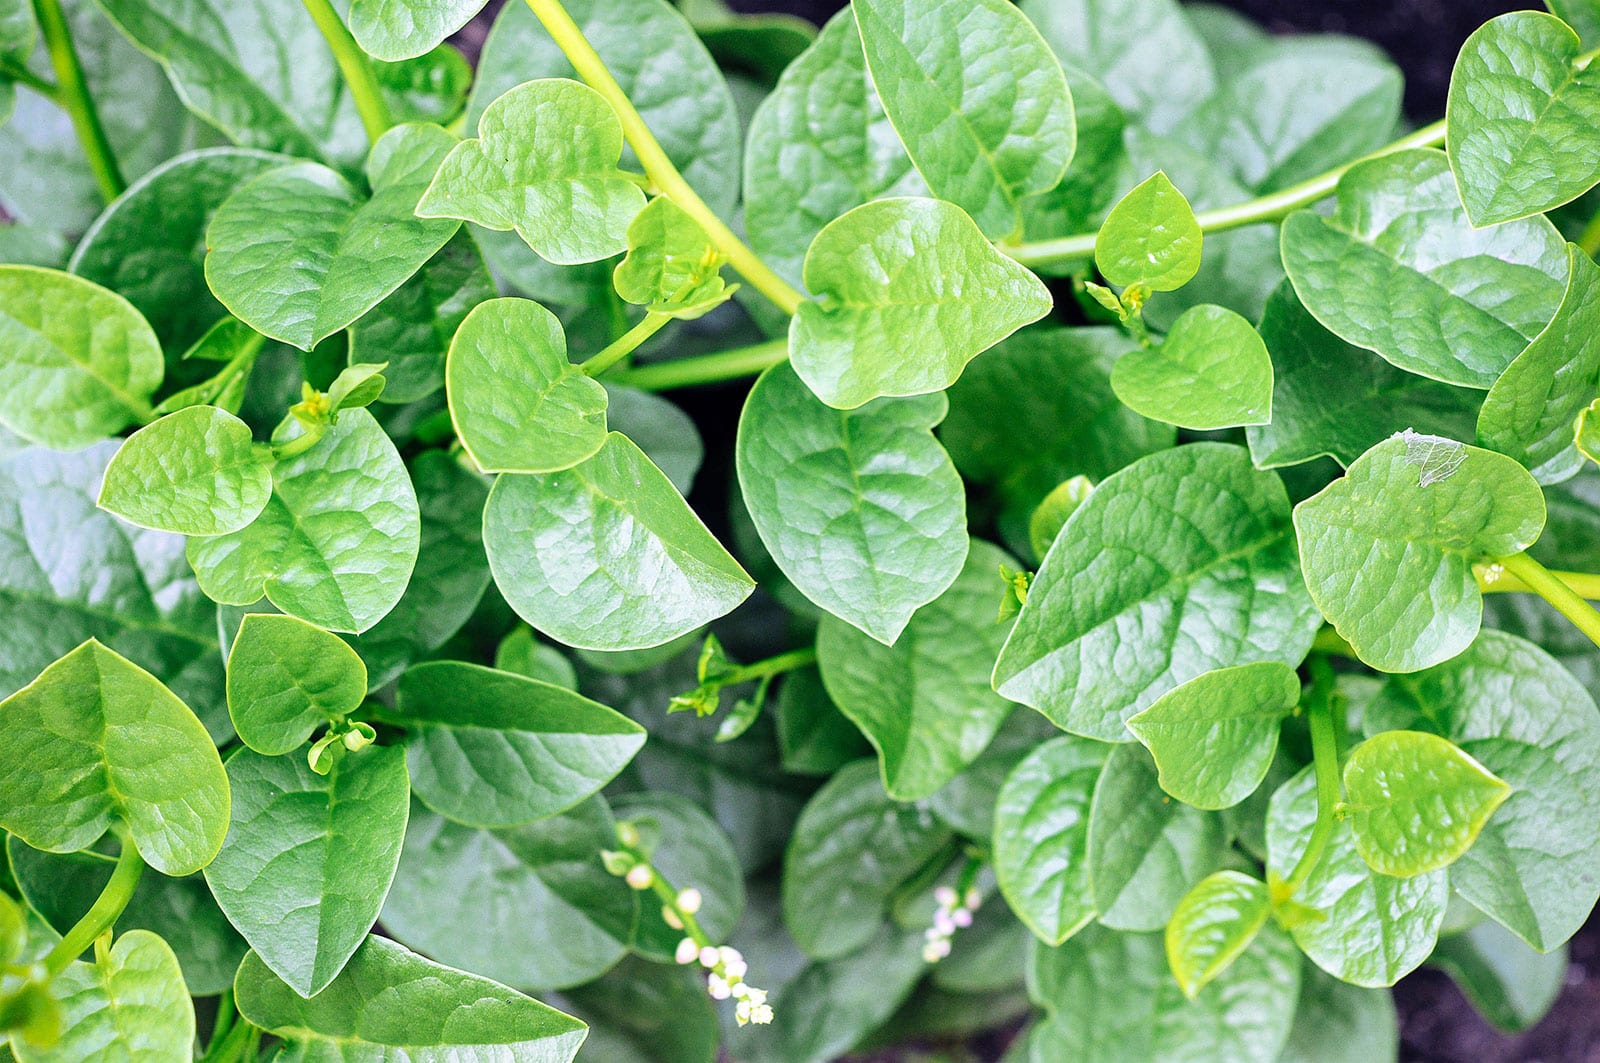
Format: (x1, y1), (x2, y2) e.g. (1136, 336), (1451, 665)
(1276, 960), (1400, 1063)
(1429, 919), (1566, 1032)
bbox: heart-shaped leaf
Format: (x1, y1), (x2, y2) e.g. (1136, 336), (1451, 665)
(20, 931), (193, 1063)
(1095, 171), (1202, 292)
(98, 406), (272, 536)
(349, 0), (489, 61)
(225, 613), (367, 756)
(612, 196), (731, 318)
(1165, 869), (1271, 999)
(1110, 303), (1272, 429)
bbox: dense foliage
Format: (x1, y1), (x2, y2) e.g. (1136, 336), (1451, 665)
(3, 0), (1600, 1059)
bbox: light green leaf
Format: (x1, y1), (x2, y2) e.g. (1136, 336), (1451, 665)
(446, 297), (608, 474)
(234, 935), (588, 1060)
(349, 0), (488, 61)
(392, 661), (645, 829)
(97, 406), (271, 536)
(1028, 476), (1094, 564)
(1579, 400), (1600, 468)
(419, 79), (645, 266)
(0, 266), (161, 450)
(204, 746), (409, 997)
(1429, 919), (1566, 1032)
(995, 443), (1319, 741)
(736, 360), (967, 645)
(1111, 304), (1272, 429)
(0, 640), (227, 876)
(225, 613), (367, 756)
(851, 0), (1074, 239)
(992, 735), (1110, 945)
(187, 408), (421, 634)
(206, 124), (461, 350)
(611, 792), (744, 962)
(612, 196), (731, 318)
(484, 433), (753, 652)
(1281, 148), (1567, 388)
(1166, 870), (1271, 999)
(0, 891), (20, 966)
(1293, 432), (1546, 673)
(326, 364), (387, 413)
(1126, 662), (1299, 811)
(1275, 961), (1400, 1063)
(1447, 11), (1600, 225)
(1095, 172), (1202, 292)
(790, 196), (1052, 409)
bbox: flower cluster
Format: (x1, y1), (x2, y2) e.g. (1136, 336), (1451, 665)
(923, 884), (981, 963)
(675, 939), (772, 1026)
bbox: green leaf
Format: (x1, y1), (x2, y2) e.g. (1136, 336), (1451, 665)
(1110, 304), (1272, 430)
(393, 661), (645, 828)
(326, 364), (387, 413)
(0, 0), (33, 59)
(612, 197), (731, 318)
(0, 640), (227, 876)
(611, 792), (743, 962)
(1429, 919), (1566, 1032)
(776, 666), (871, 776)
(376, 44), (472, 128)
(187, 408), (421, 634)
(995, 443), (1319, 741)
(1086, 743), (1229, 930)
(1095, 171), (1203, 292)
(419, 79), (645, 266)
(205, 124), (461, 350)
(1280, 148), (1567, 389)
(234, 935), (588, 1060)
(1276, 961), (1400, 1063)
(1265, 764), (1447, 987)
(992, 735), (1110, 945)
(1342, 730), (1511, 877)
(817, 540), (1016, 800)
(790, 197), (1052, 409)
(1027, 477), (1094, 564)
(14, 931), (191, 1063)
(1447, 11), (1600, 225)
(0, 266), (161, 450)
(1246, 281), (1482, 470)
(225, 613), (367, 756)
(97, 406), (272, 536)
(349, 0), (488, 61)
(850, 0), (1074, 239)
(736, 360), (967, 645)
(484, 432), (753, 652)
(1477, 244), (1600, 483)
(0, 892), (20, 967)
(603, 385), (703, 496)
(561, 953), (718, 1063)
(1165, 870), (1271, 999)
(1125, 662), (1299, 811)
(446, 297), (608, 474)
(782, 759), (954, 959)
(1292, 432), (1547, 672)
(1579, 399), (1600, 469)
(1549, 0), (1600, 45)
(204, 746), (409, 997)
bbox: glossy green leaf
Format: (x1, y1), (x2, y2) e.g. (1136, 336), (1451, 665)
(1293, 432), (1547, 673)
(992, 735), (1110, 945)
(995, 443), (1319, 741)
(393, 661), (645, 828)
(0, 640), (227, 876)
(484, 433), (753, 651)
(205, 124), (461, 350)
(736, 360), (967, 645)
(1095, 172), (1202, 292)
(234, 935), (588, 1059)
(1276, 960), (1400, 1063)
(446, 297), (607, 474)
(1429, 919), (1566, 1032)
(1549, 0), (1600, 44)
(97, 406), (272, 536)
(1027, 476), (1094, 564)
(776, 666), (871, 776)
(0, 266), (161, 450)
(1110, 304), (1272, 429)
(612, 196), (730, 318)
(1448, 11), (1600, 225)
(349, 0), (488, 61)
(1165, 870), (1271, 999)
(1281, 149), (1567, 389)
(611, 792), (743, 962)
(13, 931), (191, 1063)
(790, 197), (1052, 409)
(225, 613), (366, 756)
(851, 0), (1074, 239)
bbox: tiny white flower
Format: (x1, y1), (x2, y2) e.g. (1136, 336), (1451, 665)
(924, 926), (943, 941)
(718, 945), (743, 966)
(922, 941), (947, 963)
(933, 885), (958, 908)
(708, 975), (732, 1000)
(675, 938), (700, 965)
(740, 986), (767, 1006)
(625, 864), (653, 890)
(662, 906), (684, 930)
(699, 946), (720, 969)
(750, 1003), (773, 1025)
(724, 957), (747, 979)
(731, 981), (752, 999)
(933, 909), (955, 935)
(952, 907), (973, 929)
(677, 887), (703, 914)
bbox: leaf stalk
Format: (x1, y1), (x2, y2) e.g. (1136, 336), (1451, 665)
(1493, 552), (1600, 651)
(299, 0), (391, 144)
(31, 0), (123, 202)
(42, 827), (143, 977)
(581, 311), (671, 377)
(604, 338), (789, 391)
(1283, 658), (1341, 897)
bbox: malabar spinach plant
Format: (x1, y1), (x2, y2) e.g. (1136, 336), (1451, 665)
(3, 0), (1600, 1059)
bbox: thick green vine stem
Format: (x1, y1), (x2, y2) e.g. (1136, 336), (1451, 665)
(31, 0), (123, 202)
(43, 828), (143, 977)
(1492, 552), (1600, 651)
(1477, 561), (1600, 601)
(299, 0), (391, 144)
(582, 311), (671, 377)
(604, 338), (790, 391)
(1277, 658), (1342, 900)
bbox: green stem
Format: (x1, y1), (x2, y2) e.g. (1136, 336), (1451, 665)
(271, 423), (328, 461)
(1495, 552), (1600, 651)
(0, 56), (59, 99)
(1284, 659), (1341, 896)
(605, 338), (789, 391)
(198, 1013), (256, 1063)
(582, 311), (670, 377)
(32, 0), (123, 202)
(521, 0), (805, 316)
(648, 866), (710, 949)
(43, 830), (143, 977)
(716, 647), (817, 687)
(1004, 119), (1449, 268)
(1475, 561), (1600, 600)
(299, 0), (391, 144)
(1579, 207), (1600, 260)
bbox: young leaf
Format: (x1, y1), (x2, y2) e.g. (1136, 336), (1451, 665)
(611, 792), (744, 961)
(612, 197), (731, 318)
(992, 735), (1110, 945)
(1429, 919), (1567, 1032)
(97, 406), (272, 536)
(0, 266), (162, 450)
(1109, 303), (1273, 429)
(1447, 11), (1600, 225)
(393, 661), (646, 828)
(446, 297), (608, 474)
(1095, 171), (1203, 292)
(225, 613), (367, 756)
(790, 197), (1052, 409)
(25, 931), (192, 1063)
(851, 0), (1075, 239)
(1293, 432), (1546, 672)
(736, 361), (967, 645)
(204, 746), (410, 997)
(0, 640), (227, 876)
(1028, 476), (1094, 563)
(1125, 662), (1300, 810)
(1343, 731), (1511, 877)
(1165, 869), (1271, 999)
(994, 443), (1319, 741)
(233, 935), (587, 1060)
(484, 433), (753, 651)
(418, 78), (646, 266)
(1281, 148), (1567, 389)
(349, 0), (489, 61)
(205, 124), (461, 350)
